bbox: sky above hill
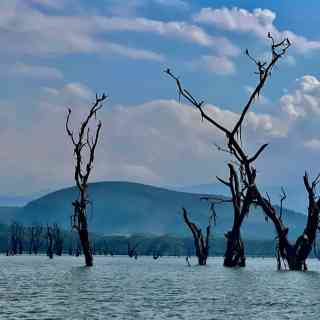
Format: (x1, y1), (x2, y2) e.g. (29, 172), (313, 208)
(1, 0), (320, 208)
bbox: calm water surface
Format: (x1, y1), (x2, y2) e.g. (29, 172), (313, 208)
(0, 256), (319, 319)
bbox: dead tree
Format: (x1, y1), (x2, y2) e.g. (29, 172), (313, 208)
(28, 226), (34, 254)
(166, 34), (290, 267)
(29, 224), (43, 255)
(9, 223), (18, 255)
(9, 222), (24, 255)
(52, 224), (64, 256)
(127, 241), (140, 258)
(182, 204), (215, 265)
(46, 225), (53, 259)
(66, 93), (107, 266)
(255, 173), (320, 270)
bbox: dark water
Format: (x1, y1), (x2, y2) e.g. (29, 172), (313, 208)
(0, 256), (319, 319)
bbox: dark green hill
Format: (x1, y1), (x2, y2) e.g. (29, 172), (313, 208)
(3, 181), (307, 241)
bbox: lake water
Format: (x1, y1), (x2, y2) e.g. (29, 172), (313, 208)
(0, 256), (319, 319)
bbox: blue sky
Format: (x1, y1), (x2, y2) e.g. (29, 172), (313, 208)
(1, 0), (320, 210)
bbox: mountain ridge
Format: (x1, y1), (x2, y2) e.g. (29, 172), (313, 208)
(0, 181), (308, 240)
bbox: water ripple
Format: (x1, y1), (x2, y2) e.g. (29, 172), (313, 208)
(0, 256), (320, 319)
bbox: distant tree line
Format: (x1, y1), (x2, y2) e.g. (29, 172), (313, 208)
(1, 221), (290, 258)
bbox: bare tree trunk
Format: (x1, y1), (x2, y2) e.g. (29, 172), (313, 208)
(33, 225), (43, 255)
(127, 241), (140, 258)
(218, 165), (256, 268)
(224, 229), (245, 267)
(47, 225), (53, 259)
(182, 207), (213, 265)
(9, 222), (24, 255)
(79, 218), (92, 266)
(53, 224), (63, 256)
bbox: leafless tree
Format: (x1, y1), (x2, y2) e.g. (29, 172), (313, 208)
(127, 241), (140, 258)
(166, 34), (290, 267)
(182, 205), (215, 265)
(256, 173), (320, 270)
(29, 224), (43, 255)
(8, 222), (24, 255)
(46, 225), (53, 259)
(53, 224), (64, 256)
(66, 93), (107, 266)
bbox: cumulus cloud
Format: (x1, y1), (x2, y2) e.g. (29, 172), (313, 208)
(275, 75), (320, 156)
(1, 74), (319, 197)
(0, 88), (285, 195)
(194, 7), (320, 54)
(280, 75), (320, 119)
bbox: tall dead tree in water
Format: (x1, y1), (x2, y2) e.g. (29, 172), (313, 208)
(66, 93), (107, 266)
(182, 203), (215, 265)
(166, 34), (290, 267)
(256, 173), (320, 270)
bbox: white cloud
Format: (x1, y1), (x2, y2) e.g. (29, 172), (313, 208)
(0, 92), (285, 195)
(0, 1), (164, 61)
(10, 63), (63, 79)
(304, 139), (320, 151)
(275, 75), (320, 155)
(42, 87), (60, 96)
(194, 7), (276, 36)
(192, 55), (236, 75)
(194, 7), (320, 54)
(63, 83), (93, 101)
(280, 75), (320, 119)
(103, 42), (164, 61)
(95, 16), (240, 57)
